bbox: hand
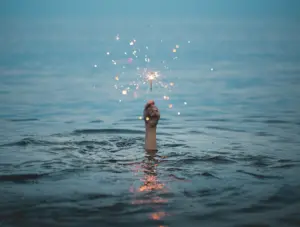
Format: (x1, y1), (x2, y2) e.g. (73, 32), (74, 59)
(143, 100), (160, 128)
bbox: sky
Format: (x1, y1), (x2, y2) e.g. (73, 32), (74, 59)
(0, 0), (299, 20)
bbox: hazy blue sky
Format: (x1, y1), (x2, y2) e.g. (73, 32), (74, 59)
(0, 0), (299, 20)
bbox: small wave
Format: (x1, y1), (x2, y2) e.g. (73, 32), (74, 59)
(6, 118), (39, 122)
(236, 170), (283, 179)
(175, 155), (235, 165)
(0, 173), (47, 183)
(254, 131), (274, 137)
(72, 128), (144, 135)
(0, 138), (53, 147)
(198, 172), (220, 179)
(89, 120), (104, 123)
(201, 155), (235, 164)
(264, 119), (290, 124)
(161, 143), (189, 148)
(206, 126), (246, 133)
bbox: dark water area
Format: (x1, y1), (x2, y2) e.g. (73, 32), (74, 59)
(1, 16), (300, 227)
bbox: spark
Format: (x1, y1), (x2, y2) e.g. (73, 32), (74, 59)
(122, 90), (127, 95)
(106, 52), (110, 55)
(146, 117), (150, 121)
(172, 48), (177, 53)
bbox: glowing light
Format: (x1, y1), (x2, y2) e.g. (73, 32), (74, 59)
(112, 60), (116, 65)
(188, 40), (191, 43)
(138, 116), (142, 120)
(172, 48), (177, 53)
(146, 117), (150, 121)
(119, 99), (122, 102)
(130, 41), (134, 46)
(115, 34), (120, 40)
(124, 52), (127, 55)
(178, 112), (181, 115)
(115, 76), (119, 81)
(163, 96), (170, 100)
(132, 50), (137, 55)
(184, 102), (187, 105)
(170, 82), (174, 86)
(150, 212), (167, 221)
(176, 44), (180, 48)
(106, 52), (110, 55)
(93, 64), (97, 68)
(122, 90), (127, 95)
(211, 68), (214, 71)
(169, 104), (173, 108)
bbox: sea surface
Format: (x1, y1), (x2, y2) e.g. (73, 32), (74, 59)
(0, 17), (300, 227)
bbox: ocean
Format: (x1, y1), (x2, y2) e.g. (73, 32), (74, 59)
(0, 16), (300, 227)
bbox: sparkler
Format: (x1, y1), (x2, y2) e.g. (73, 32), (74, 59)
(147, 71), (159, 91)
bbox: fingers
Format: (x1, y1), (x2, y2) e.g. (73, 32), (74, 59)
(144, 100), (155, 110)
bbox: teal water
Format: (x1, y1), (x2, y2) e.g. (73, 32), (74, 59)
(0, 16), (300, 227)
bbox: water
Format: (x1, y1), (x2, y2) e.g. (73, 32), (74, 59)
(1, 17), (300, 227)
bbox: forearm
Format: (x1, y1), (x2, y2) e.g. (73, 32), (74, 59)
(145, 126), (157, 151)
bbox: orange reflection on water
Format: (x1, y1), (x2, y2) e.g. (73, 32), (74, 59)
(150, 212), (167, 220)
(139, 175), (165, 192)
